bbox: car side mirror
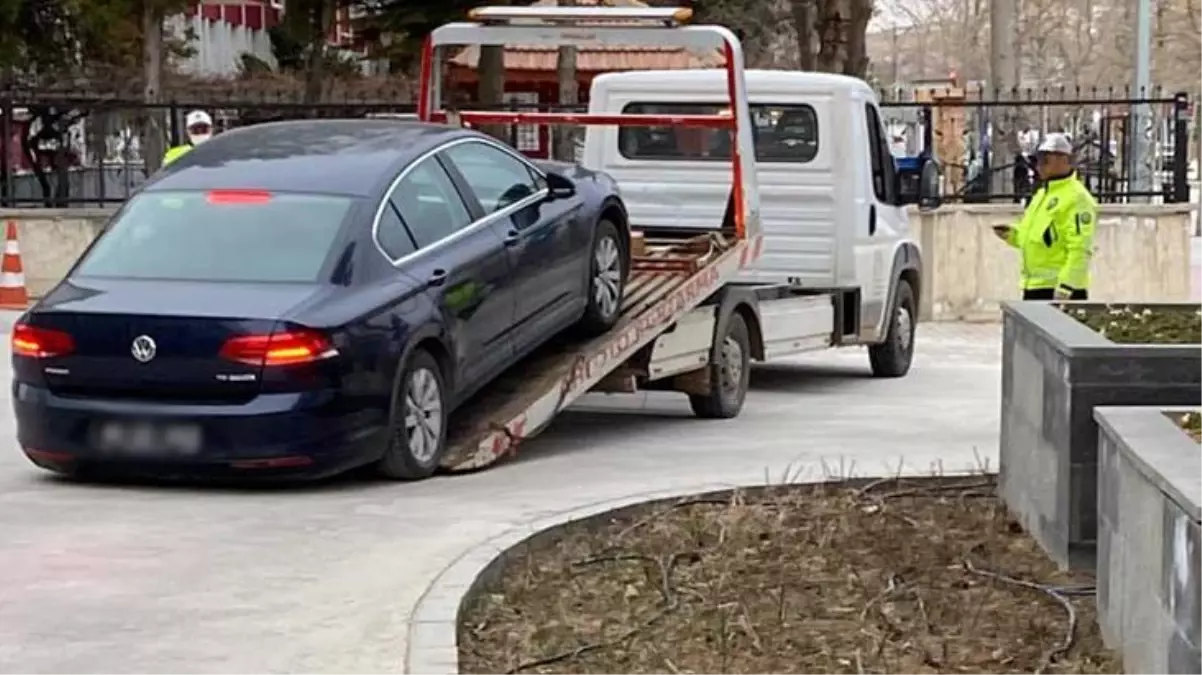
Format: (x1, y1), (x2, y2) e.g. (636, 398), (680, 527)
(545, 171), (576, 199)
(895, 157), (942, 210)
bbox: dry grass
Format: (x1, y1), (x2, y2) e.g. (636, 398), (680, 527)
(459, 476), (1119, 674)
(1061, 304), (1202, 344)
(1169, 411), (1202, 443)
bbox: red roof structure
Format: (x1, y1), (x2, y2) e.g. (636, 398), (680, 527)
(448, 0), (724, 73)
(446, 0), (724, 158)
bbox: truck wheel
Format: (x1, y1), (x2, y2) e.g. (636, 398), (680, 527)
(869, 279), (916, 378)
(377, 349), (447, 480)
(575, 219), (626, 337)
(689, 312), (751, 419)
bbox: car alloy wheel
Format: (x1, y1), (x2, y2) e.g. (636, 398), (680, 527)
(404, 366), (443, 464)
(593, 234), (622, 320)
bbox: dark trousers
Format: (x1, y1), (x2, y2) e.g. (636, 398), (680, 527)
(1023, 288), (1089, 300)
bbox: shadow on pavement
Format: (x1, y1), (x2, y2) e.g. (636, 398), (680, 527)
(749, 362), (873, 393)
(31, 461), (390, 495)
(20, 359), (884, 492)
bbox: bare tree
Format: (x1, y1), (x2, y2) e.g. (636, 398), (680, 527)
(553, 0), (578, 161)
(874, 0), (1201, 93)
(140, 1), (167, 175)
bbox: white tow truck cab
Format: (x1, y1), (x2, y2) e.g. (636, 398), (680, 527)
(583, 69), (940, 363)
(419, 5), (940, 473)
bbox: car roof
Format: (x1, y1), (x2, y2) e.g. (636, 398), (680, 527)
(146, 119), (479, 198)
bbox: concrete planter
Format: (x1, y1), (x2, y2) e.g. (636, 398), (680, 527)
(1095, 406), (1200, 674)
(999, 301), (1201, 569)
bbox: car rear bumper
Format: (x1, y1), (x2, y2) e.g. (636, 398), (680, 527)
(12, 382), (387, 479)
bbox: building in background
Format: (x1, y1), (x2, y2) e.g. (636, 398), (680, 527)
(169, 0), (284, 77)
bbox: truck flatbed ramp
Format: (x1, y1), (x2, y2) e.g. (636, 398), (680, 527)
(441, 232), (760, 471)
(424, 4), (763, 473)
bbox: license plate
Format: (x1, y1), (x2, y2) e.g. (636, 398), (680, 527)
(93, 420), (203, 456)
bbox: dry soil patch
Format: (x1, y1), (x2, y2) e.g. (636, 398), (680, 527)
(1170, 411), (1202, 443)
(459, 477), (1119, 674)
(1062, 304), (1201, 344)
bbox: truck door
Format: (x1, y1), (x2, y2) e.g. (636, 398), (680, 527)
(857, 102), (907, 340)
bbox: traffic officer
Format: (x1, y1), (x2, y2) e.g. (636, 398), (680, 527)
(162, 110), (215, 167)
(992, 132), (1098, 300)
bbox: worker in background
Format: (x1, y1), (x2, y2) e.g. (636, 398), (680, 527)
(991, 132), (1098, 300)
(162, 110), (215, 167)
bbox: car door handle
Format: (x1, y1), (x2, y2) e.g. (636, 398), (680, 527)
(868, 204), (877, 236)
(502, 229), (520, 247)
(427, 269), (448, 287)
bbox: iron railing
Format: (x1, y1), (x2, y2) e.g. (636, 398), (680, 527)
(878, 86), (1195, 205)
(0, 89), (417, 207)
(1, 85), (1195, 207)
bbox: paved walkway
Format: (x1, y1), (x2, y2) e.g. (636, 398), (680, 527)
(0, 323), (1002, 672)
(1191, 236), (1200, 301)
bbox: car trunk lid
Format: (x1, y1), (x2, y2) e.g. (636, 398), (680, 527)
(25, 279), (327, 404)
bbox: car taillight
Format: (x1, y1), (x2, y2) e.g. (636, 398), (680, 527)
(12, 323), (75, 358)
(219, 329), (337, 367)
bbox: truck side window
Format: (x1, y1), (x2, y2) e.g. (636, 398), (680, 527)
(864, 103), (897, 204)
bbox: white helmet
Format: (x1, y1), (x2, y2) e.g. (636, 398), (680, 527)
(1036, 132), (1073, 156)
(185, 110), (214, 145)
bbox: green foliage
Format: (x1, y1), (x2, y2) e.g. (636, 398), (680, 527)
(267, 22), (309, 71)
(0, 0), (191, 75)
(0, 0), (80, 73)
(250, 1), (364, 79)
(361, 0), (494, 72)
(0, 0), (489, 81)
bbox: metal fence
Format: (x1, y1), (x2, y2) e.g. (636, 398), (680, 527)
(1, 85), (1196, 208)
(0, 90), (418, 207)
(879, 86), (1196, 205)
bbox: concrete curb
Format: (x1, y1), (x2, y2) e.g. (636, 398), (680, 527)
(403, 464), (987, 674)
(403, 480), (738, 674)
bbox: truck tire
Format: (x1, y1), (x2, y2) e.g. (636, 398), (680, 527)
(377, 349), (448, 480)
(869, 279), (916, 378)
(689, 312), (751, 419)
(575, 219), (626, 337)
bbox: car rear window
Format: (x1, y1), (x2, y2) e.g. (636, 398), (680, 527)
(75, 190), (354, 283)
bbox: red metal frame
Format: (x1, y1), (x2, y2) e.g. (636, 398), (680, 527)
(416, 17), (748, 240)
(427, 111), (734, 129)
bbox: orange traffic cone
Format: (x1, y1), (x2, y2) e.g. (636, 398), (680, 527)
(0, 221), (29, 309)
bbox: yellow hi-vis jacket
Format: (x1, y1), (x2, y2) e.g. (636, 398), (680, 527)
(162, 143), (194, 167)
(1002, 172), (1098, 292)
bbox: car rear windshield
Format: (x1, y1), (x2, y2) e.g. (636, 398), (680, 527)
(74, 190), (355, 283)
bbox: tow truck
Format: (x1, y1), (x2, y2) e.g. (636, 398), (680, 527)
(421, 5), (934, 473)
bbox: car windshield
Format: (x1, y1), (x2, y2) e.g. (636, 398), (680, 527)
(75, 190), (355, 283)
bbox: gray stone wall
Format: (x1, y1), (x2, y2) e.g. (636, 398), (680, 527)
(1096, 406), (1201, 675)
(999, 301), (1202, 569)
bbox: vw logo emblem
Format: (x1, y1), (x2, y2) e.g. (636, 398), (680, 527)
(130, 335), (157, 363)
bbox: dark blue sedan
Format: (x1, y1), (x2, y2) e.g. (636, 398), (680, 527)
(11, 120), (631, 480)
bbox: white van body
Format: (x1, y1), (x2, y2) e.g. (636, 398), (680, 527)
(582, 69), (923, 344)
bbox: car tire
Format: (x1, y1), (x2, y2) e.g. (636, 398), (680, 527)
(689, 312), (751, 419)
(376, 349), (448, 480)
(869, 279), (916, 378)
(575, 219), (626, 337)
